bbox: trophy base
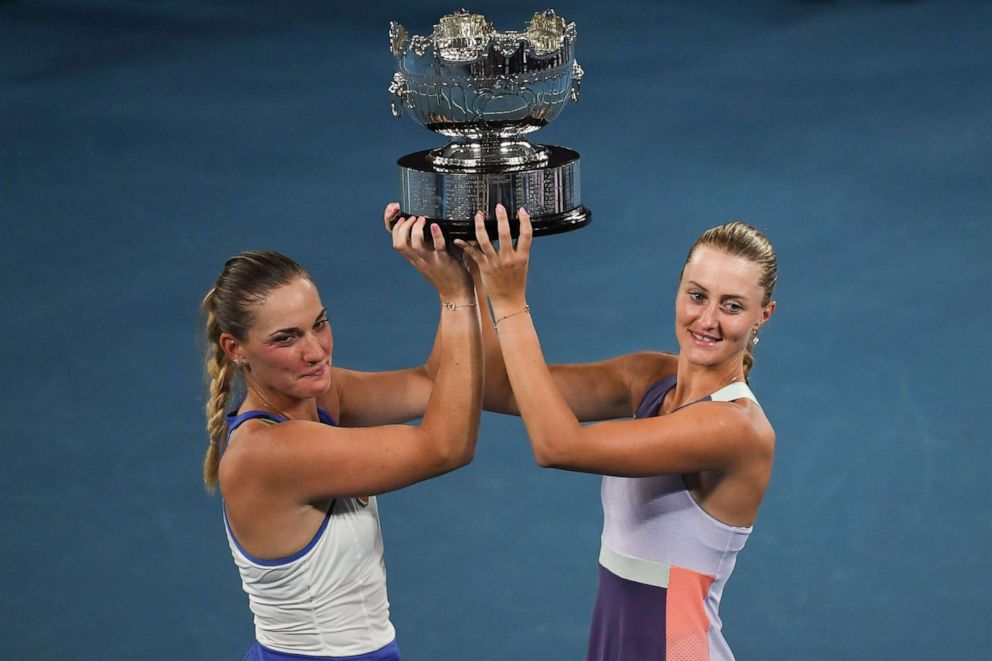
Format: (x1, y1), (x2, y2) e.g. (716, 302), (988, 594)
(397, 144), (591, 240)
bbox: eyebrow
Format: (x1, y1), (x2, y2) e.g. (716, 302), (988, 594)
(267, 309), (327, 337)
(686, 281), (746, 301)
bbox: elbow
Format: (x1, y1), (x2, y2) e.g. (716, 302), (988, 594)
(531, 436), (564, 469)
(445, 431), (478, 470)
(533, 450), (566, 469)
(529, 422), (583, 469)
(454, 445), (476, 469)
(436, 446), (474, 473)
(533, 451), (555, 469)
(432, 431), (477, 473)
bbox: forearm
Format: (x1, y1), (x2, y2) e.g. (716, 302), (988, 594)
(423, 312), (444, 380)
(478, 278), (519, 414)
(493, 307), (583, 465)
(419, 293), (483, 466)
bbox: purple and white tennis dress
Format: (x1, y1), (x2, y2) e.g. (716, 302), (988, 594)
(224, 408), (400, 661)
(588, 375), (760, 661)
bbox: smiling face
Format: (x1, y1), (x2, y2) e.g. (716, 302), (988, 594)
(675, 246), (775, 370)
(225, 277), (333, 402)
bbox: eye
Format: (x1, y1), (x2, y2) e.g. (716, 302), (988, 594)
(724, 301), (744, 313)
(273, 334), (295, 345)
(688, 291), (705, 303)
(314, 317), (328, 331)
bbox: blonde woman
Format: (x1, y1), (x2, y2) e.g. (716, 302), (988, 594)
(200, 207), (482, 661)
(457, 205), (778, 661)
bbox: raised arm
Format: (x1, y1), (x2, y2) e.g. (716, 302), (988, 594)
(225, 215), (483, 501)
(439, 211), (674, 422)
(320, 204), (455, 426)
(457, 207), (771, 476)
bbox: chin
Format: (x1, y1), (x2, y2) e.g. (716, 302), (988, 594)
(299, 380), (331, 399)
(680, 344), (725, 367)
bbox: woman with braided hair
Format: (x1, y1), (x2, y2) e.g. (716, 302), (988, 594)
(201, 206), (482, 661)
(456, 205), (778, 661)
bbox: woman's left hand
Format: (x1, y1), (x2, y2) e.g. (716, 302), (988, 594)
(391, 207), (472, 300)
(456, 204), (532, 310)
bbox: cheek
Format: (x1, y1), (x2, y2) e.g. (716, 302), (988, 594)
(261, 348), (299, 374)
(728, 318), (756, 343)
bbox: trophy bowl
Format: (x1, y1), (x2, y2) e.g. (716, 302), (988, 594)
(389, 9), (590, 239)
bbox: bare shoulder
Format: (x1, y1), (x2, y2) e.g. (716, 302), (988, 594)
(724, 397), (776, 459)
(219, 419), (324, 494)
(218, 419), (273, 488)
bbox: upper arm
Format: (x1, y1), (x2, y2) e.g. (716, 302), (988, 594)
(546, 351), (677, 422)
(322, 366), (434, 427)
(232, 419), (460, 502)
(538, 399), (774, 476)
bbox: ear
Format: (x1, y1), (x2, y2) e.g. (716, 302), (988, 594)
(219, 332), (243, 364)
(757, 300), (776, 329)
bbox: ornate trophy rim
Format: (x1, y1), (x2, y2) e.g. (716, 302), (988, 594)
(389, 9), (578, 62)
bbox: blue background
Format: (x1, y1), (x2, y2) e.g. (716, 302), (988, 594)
(1, 1), (989, 658)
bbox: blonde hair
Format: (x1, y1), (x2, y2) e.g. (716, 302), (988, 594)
(683, 221), (777, 378)
(200, 251), (312, 492)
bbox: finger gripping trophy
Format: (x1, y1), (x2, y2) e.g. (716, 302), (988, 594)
(389, 9), (590, 239)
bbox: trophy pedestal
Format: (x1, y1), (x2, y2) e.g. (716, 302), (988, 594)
(397, 144), (591, 240)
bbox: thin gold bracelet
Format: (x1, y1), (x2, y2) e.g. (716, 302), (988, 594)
(493, 305), (531, 328)
(442, 301), (477, 311)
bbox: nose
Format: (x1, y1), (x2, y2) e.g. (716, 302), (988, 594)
(697, 303), (719, 330)
(301, 332), (326, 363)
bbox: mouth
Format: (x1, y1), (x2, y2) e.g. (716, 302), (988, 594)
(689, 330), (722, 346)
(301, 363), (328, 379)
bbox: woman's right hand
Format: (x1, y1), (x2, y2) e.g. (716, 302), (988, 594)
(388, 204), (472, 300)
(456, 204), (532, 311)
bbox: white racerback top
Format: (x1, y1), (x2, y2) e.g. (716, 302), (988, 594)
(224, 408), (395, 657)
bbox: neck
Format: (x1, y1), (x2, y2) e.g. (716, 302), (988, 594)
(244, 382), (318, 422)
(671, 356), (745, 406)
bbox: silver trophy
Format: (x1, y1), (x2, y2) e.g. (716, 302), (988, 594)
(388, 9), (590, 239)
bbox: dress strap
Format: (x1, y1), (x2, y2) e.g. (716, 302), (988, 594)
(316, 406), (337, 426)
(226, 410), (286, 440)
(226, 406), (338, 438)
(709, 381), (758, 405)
(635, 375), (678, 419)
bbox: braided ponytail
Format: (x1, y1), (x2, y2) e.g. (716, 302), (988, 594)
(202, 291), (235, 492)
(199, 251), (312, 493)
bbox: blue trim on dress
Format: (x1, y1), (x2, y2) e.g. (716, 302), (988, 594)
(226, 405), (338, 438)
(225, 505), (334, 567)
(222, 402), (339, 566)
(245, 639), (401, 661)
